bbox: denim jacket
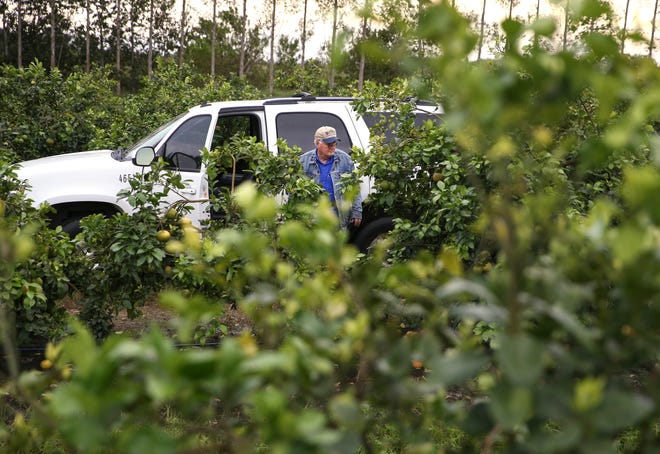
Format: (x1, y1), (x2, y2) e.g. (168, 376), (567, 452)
(299, 148), (363, 229)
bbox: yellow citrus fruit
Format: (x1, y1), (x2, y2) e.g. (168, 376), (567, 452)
(61, 365), (72, 380)
(179, 217), (192, 226)
(156, 230), (171, 242)
(164, 240), (185, 254)
(165, 208), (178, 219)
(40, 359), (53, 370)
(432, 172), (443, 182)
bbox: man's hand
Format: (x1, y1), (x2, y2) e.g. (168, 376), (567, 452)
(351, 218), (362, 227)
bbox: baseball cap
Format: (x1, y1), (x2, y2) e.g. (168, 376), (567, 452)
(315, 126), (340, 144)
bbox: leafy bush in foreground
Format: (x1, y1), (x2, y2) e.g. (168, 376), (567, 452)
(1, 3), (659, 453)
(0, 161), (71, 349)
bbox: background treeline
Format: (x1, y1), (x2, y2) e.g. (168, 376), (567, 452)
(3, 0), (660, 95)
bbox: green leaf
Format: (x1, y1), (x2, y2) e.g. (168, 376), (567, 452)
(60, 320), (99, 376)
(584, 33), (618, 58)
(425, 351), (489, 386)
(607, 224), (646, 266)
(452, 303), (508, 323)
(572, 0), (610, 18)
(495, 334), (545, 387)
(529, 17), (556, 37)
(501, 19), (524, 44)
(329, 393), (364, 430)
(573, 376), (606, 412)
(591, 392), (654, 433)
(296, 409), (339, 445)
(125, 426), (177, 454)
(436, 278), (499, 306)
(621, 166), (660, 222)
(243, 351), (296, 376)
(489, 384), (533, 429)
(524, 423), (581, 453)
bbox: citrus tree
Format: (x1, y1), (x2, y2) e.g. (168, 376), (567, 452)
(1, 1), (659, 452)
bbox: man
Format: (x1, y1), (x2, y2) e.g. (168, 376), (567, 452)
(299, 126), (362, 229)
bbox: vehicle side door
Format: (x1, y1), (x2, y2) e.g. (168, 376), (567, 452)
(154, 114), (211, 225)
(207, 109), (266, 219)
(263, 102), (371, 198)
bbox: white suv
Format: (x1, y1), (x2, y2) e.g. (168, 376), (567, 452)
(17, 95), (442, 251)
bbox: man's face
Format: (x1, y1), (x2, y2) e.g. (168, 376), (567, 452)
(316, 140), (337, 161)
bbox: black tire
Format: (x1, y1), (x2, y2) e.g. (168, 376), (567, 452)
(60, 215), (86, 237)
(353, 217), (394, 253)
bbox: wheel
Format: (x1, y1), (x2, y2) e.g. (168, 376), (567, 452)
(353, 217), (394, 253)
(60, 215), (86, 237)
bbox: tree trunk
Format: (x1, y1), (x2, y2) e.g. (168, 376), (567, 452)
(148, 0), (153, 79)
(239, 0), (247, 78)
(17, 0), (22, 68)
(211, 0), (216, 76)
(178, 0), (186, 68)
(269, 0), (276, 95)
(329, 0), (338, 89)
(536, 0), (540, 20)
(301, 0), (308, 68)
(128, 0), (135, 69)
(532, 0), (541, 48)
(2, 6), (8, 58)
(357, 6), (367, 90)
(477, 0), (486, 61)
(650, 0), (659, 57)
(621, 0), (630, 53)
(98, 0), (106, 66)
(50, 0), (56, 69)
(508, 0), (513, 19)
(86, 0), (91, 72)
(116, 0), (122, 94)
(563, 0), (570, 52)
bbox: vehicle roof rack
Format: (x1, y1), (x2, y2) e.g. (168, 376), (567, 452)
(403, 96), (437, 107)
(293, 92), (315, 101)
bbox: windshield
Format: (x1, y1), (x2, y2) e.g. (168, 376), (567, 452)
(126, 112), (188, 155)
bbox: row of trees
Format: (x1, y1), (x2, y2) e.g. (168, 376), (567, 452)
(3, 1), (660, 95)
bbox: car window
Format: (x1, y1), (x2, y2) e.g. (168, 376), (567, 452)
(275, 112), (352, 153)
(362, 111), (441, 143)
(160, 115), (211, 172)
(211, 114), (262, 149)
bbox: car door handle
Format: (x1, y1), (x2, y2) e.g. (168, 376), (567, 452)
(181, 187), (197, 195)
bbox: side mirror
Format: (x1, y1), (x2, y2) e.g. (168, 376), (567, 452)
(132, 147), (156, 167)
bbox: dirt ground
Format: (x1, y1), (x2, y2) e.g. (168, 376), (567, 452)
(61, 294), (251, 340)
(111, 297), (252, 339)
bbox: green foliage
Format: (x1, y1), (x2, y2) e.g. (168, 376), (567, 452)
(0, 61), (117, 162)
(2, 3), (660, 453)
(205, 134), (327, 227)
(0, 160), (71, 348)
(275, 59), (331, 96)
(0, 60), (264, 165)
(88, 59), (264, 151)
(71, 159), (189, 339)
(353, 81), (485, 262)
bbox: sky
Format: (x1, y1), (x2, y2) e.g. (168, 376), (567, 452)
(182, 1), (660, 58)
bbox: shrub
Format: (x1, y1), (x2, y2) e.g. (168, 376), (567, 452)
(0, 61), (117, 162)
(0, 161), (71, 350)
(70, 159), (190, 339)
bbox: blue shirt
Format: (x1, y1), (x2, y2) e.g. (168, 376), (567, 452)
(299, 147), (363, 229)
(316, 154), (335, 201)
